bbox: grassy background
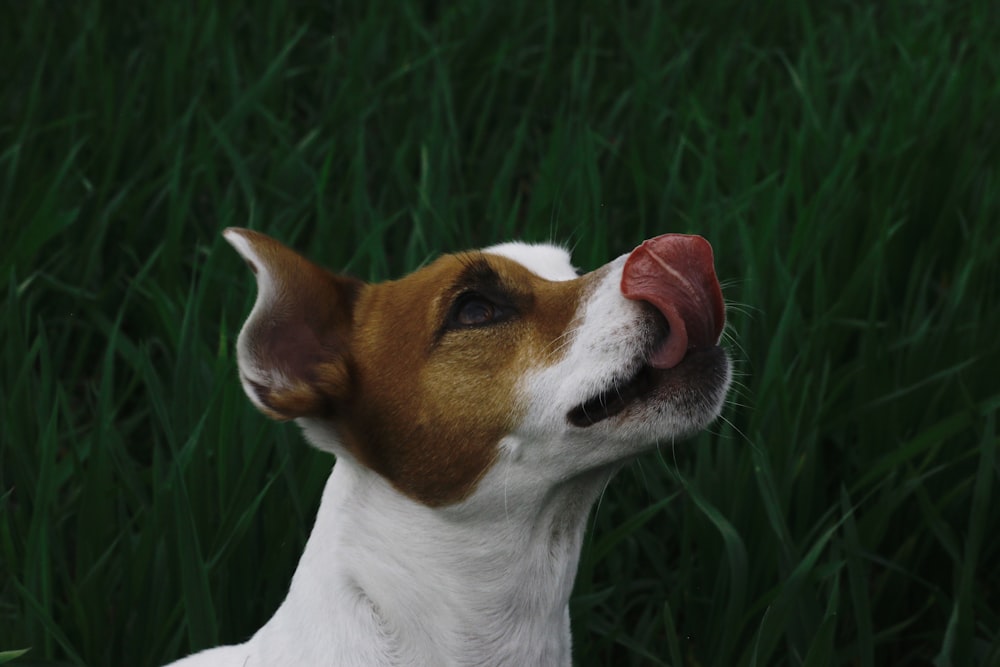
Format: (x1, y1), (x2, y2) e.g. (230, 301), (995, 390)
(3, 0), (999, 665)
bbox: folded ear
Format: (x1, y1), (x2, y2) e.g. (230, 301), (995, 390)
(223, 228), (363, 421)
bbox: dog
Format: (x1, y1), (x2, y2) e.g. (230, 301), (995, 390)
(166, 229), (731, 666)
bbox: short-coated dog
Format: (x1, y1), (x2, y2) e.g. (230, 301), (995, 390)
(166, 229), (731, 666)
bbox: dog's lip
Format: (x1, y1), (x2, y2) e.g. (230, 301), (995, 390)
(567, 313), (668, 428)
(565, 344), (716, 428)
(567, 360), (653, 428)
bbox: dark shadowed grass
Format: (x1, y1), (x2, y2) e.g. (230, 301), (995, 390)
(2, 1), (999, 665)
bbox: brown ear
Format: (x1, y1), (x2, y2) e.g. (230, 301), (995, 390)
(223, 228), (363, 420)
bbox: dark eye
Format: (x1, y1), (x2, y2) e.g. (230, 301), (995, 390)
(442, 290), (520, 333)
(453, 295), (497, 327)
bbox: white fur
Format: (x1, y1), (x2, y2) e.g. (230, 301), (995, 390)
(483, 241), (578, 282)
(167, 242), (729, 667)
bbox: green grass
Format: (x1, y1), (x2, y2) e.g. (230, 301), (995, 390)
(3, 0), (999, 665)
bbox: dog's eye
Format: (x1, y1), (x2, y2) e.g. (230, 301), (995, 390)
(448, 292), (511, 329)
(458, 300), (495, 326)
(453, 295), (497, 327)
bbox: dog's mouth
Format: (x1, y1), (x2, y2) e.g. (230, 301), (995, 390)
(567, 233), (728, 430)
(567, 307), (729, 429)
(566, 344), (727, 429)
(568, 310), (670, 428)
(567, 362), (660, 428)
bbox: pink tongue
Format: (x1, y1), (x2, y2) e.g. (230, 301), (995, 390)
(621, 234), (725, 369)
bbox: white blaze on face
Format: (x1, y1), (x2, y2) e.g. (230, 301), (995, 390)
(483, 242), (579, 283)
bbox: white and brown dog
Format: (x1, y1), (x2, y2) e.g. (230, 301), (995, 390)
(167, 230), (731, 667)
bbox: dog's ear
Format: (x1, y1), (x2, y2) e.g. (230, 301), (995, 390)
(223, 228), (363, 421)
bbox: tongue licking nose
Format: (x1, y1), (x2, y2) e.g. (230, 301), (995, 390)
(621, 234), (725, 370)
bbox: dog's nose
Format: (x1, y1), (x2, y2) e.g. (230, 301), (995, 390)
(620, 234), (725, 369)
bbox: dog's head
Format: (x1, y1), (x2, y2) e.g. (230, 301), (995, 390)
(225, 229), (730, 507)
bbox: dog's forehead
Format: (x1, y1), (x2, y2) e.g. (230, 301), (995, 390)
(482, 242), (578, 282)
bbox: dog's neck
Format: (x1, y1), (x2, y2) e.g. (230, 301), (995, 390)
(259, 443), (612, 667)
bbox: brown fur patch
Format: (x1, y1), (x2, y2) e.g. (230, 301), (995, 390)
(343, 253), (583, 505)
